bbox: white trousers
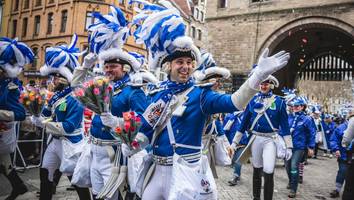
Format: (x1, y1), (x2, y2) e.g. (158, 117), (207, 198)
(142, 165), (172, 200)
(90, 144), (118, 199)
(42, 138), (62, 181)
(251, 136), (276, 174)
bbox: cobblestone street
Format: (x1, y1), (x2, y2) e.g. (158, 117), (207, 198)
(0, 156), (338, 200)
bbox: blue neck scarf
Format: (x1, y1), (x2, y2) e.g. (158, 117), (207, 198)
(48, 86), (72, 107)
(258, 91), (273, 99)
(155, 78), (194, 102)
(113, 74), (130, 92)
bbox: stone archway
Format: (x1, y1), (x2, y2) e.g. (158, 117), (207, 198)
(258, 16), (354, 90)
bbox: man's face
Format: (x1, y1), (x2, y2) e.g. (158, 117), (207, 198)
(170, 57), (194, 83)
(324, 118), (332, 123)
(104, 63), (125, 81)
(260, 82), (272, 93)
(293, 105), (304, 112)
(312, 113), (320, 119)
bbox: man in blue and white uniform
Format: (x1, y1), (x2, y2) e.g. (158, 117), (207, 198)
(31, 34), (91, 199)
(0, 37), (33, 200)
(71, 6), (148, 200)
(224, 111), (249, 186)
(232, 75), (293, 200)
(121, 1), (290, 199)
(286, 96), (315, 198)
(329, 117), (349, 198)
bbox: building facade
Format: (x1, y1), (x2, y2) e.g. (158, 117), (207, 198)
(206, 0), (354, 110)
(1, 0), (146, 84)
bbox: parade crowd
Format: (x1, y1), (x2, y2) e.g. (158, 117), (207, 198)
(0, 1), (353, 200)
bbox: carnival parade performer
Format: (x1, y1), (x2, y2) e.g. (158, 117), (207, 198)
(71, 5), (148, 200)
(30, 34), (91, 200)
(0, 37), (34, 200)
(120, 1), (290, 199)
(286, 96), (316, 198)
(231, 75), (293, 200)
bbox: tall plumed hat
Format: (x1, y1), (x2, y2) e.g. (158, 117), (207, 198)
(0, 37), (34, 78)
(89, 6), (143, 72)
(193, 50), (230, 82)
(131, 0), (201, 71)
(40, 34), (83, 82)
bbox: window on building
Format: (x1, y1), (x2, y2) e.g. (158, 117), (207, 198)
(198, 29), (202, 40)
(191, 26), (196, 38)
(22, 18), (28, 37)
(32, 47), (39, 69)
(85, 12), (95, 31)
(218, 0), (227, 8)
(48, 0), (54, 4)
(24, 0), (30, 9)
(34, 15), (40, 36)
(12, 20), (17, 38)
(13, 0), (19, 11)
(35, 0), (42, 6)
(47, 13), (53, 34)
(200, 11), (204, 22)
(195, 8), (199, 20)
(60, 10), (68, 33)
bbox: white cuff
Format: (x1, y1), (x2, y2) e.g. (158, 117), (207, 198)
(0, 110), (15, 121)
(45, 122), (66, 137)
(283, 135), (293, 149)
(231, 80), (258, 110)
(232, 131), (243, 145)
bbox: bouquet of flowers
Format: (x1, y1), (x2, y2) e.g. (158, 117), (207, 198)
(19, 87), (46, 117)
(74, 76), (112, 114)
(113, 112), (142, 148)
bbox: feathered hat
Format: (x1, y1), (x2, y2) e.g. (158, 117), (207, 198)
(193, 50), (230, 82)
(89, 6), (143, 72)
(131, 0), (201, 71)
(0, 37), (34, 78)
(291, 96), (308, 106)
(40, 34), (83, 82)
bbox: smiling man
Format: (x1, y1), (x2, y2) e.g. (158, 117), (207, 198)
(121, 1), (291, 199)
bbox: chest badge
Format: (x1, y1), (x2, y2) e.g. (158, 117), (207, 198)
(59, 102), (67, 112)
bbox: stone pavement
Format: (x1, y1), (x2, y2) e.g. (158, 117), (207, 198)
(0, 156), (338, 200)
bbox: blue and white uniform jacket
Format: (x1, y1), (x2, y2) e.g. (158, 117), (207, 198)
(321, 120), (335, 149)
(140, 84), (238, 160)
(223, 112), (248, 145)
(42, 89), (84, 144)
(0, 78), (26, 122)
(330, 122), (348, 161)
(90, 83), (148, 141)
(238, 92), (290, 137)
(288, 111), (316, 150)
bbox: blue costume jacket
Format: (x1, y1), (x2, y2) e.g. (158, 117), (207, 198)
(288, 112), (316, 150)
(0, 78), (26, 121)
(330, 121), (348, 161)
(90, 85), (148, 140)
(223, 112), (248, 145)
(238, 92), (290, 137)
(141, 85), (238, 157)
(205, 119), (225, 137)
(43, 93), (84, 143)
(321, 120), (335, 149)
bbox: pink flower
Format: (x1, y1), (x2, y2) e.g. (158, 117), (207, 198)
(104, 96), (109, 103)
(75, 89), (85, 97)
(131, 140), (140, 149)
(93, 88), (100, 95)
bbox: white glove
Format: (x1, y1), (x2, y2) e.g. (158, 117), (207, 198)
(285, 148), (292, 161)
(30, 116), (44, 128)
(82, 53), (98, 69)
(100, 112), (123, 129)
(122, 143), (133, 157)
(248, 48), (290, 90)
